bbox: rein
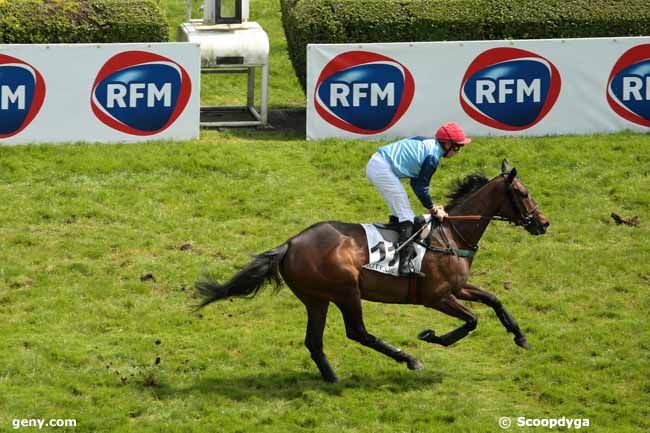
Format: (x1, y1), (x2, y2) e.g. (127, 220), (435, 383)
(415, 240), (477, 258)
(442, 213), (518, 254)
(415, 173), (541, 260)
(414, 219), (479, 258)
(417, 213), (516, 258)
(445, 215), (506, 222)
(445, 173), (540, 228)
(444, 215), (483, 221)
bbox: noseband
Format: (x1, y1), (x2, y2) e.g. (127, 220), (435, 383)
(502, 181), (539, 228)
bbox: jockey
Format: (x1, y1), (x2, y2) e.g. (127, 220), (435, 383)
(365, 122), (471, 277)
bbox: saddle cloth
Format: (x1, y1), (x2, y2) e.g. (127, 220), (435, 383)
(361, 215), (432, 277)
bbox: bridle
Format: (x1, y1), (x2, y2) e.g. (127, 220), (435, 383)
(503, 180), (539, 228)
(415, 172), (542, 258)
(443, 173), (540, 228)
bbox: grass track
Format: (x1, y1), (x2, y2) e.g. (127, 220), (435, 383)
(1, 132), (649, 432)
(0, 0), (649, 431)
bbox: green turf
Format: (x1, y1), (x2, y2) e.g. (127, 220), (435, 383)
(1, 131), (649, 433)
(1, 1), (649, 432)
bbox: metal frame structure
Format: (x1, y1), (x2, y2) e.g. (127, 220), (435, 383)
(199, 64), (269, 127)
(180, 0), (268, 127)
(213, 0), (243, 24)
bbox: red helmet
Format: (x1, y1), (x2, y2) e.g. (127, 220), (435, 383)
(435, 122), (471, 145)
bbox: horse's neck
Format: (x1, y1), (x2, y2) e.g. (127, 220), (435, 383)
(446, 180), (504, 249)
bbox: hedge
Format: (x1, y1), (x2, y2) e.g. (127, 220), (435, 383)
(0, 0), (169, 44)
(281, 0), (650, 92)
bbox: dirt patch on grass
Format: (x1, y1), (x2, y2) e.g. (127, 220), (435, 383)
(200, 108), (306, 137)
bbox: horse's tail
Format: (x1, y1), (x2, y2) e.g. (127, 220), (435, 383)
(194, 243), (289, 309)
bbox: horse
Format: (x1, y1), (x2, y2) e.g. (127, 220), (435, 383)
(195, 159), (550, 382)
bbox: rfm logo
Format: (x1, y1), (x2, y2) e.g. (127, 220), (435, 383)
(91, 51), (191, 135)
(607, 44), (650, 127)
(460, 47), (561, 131)
(0, 54), (46, 139)
(314, 51), (414, 134)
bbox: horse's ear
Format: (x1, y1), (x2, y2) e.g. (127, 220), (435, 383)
(501, 159), (511, 173)
(506, 168), (517, 184)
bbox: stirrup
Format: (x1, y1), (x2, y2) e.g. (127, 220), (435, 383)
(398, 262), (410, 277)
(399, 261), (425, 278)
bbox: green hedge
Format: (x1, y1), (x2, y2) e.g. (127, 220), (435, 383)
(0, 0), (169, 43)
(281, 0), (650, 92)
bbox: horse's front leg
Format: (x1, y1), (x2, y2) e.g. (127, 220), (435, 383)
(455, 283), (529, 349)
(418, 294), (478, 346)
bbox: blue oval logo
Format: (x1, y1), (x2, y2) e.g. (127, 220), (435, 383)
(0, 55), (46, 139)
(314, 51), (414, 134)
(91, 51), (192, 136)
(460, 48), (561, 131)
(607, 44), (650, 127)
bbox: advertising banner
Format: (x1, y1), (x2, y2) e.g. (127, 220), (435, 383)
(307, 37), (650, 140)
(0, 43), (200, 145)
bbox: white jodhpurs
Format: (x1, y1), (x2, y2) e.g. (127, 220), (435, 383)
(366, 152), (415, 222)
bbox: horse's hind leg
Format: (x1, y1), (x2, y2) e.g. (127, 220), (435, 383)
(336, 298), (423, 371)
(455, 283), (528, 349)
(301, 297), (339, 383)
(418, 294), (478, 347)
(291, 292), (337, 382)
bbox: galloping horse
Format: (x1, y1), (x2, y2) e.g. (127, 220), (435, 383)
(196, 160), (549, 382)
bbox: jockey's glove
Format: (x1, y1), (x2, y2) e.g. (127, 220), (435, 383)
(430, 205), (448, 221)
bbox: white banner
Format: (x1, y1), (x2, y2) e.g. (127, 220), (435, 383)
(0, 43), (200, 145)
(307, 37), (650, 140)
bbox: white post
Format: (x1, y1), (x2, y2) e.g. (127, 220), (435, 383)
(186, 0), (192, 21)
(203, 0), (215, 24)
(241, 0), (250, 22)
(247, 68), (255, 109)
(260, 63), (269, 125)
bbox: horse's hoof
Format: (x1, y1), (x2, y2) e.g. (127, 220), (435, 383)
(515, 336), (529, 350)
(418, 329), (436, 342)
(408, 359), (424, 371)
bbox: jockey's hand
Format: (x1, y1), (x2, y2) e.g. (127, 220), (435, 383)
(429, 205), (448, 221)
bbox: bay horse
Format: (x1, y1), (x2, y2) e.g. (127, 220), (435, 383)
(196, 159), (549, 382)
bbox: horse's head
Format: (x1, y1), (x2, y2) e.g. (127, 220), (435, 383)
(497, 159), (550, 235)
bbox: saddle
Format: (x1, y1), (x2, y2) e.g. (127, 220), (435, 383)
(361, 214), (436, 278)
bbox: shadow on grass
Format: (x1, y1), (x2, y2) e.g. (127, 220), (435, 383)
(201, 108), (306, 142)
(157, 369), (444, 401)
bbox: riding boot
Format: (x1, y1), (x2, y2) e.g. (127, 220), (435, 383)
(398, 221), (416, 277)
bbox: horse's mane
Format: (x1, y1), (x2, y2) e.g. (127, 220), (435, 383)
(445, 173), (489, 210)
